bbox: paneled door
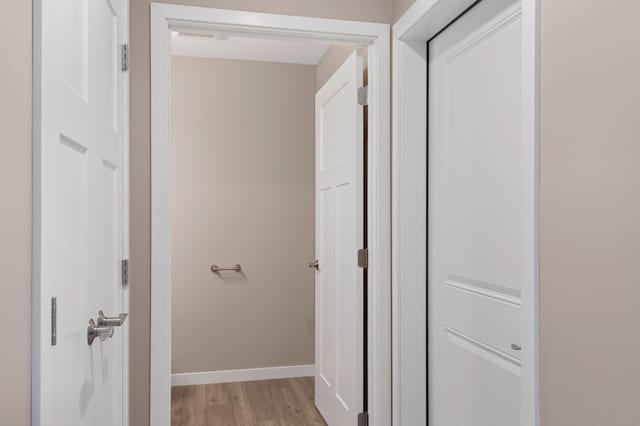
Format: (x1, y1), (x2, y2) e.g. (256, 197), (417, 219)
(428, 0), (528, 424)
(314, 50), (365, 426)
(34, 0), (129, 424)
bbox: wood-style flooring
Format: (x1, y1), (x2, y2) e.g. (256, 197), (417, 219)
(171, 377), (328, 426)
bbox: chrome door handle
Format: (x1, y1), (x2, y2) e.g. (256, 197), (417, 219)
(87, 319), (114, 345)
(308, 260), (319, 270)
(97, 310), (128, 327)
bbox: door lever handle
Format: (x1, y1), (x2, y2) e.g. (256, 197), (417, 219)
(97, 310), (128, 327)
(308, 260), (319, 270)
(87, 319), (114, 345)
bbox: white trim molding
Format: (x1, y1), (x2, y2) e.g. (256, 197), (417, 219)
(151, 4), (391, 426)
(172, 365), (315, 387)
(392, 0), (540, 425)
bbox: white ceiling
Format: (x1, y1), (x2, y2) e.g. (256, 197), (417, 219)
(171, 32), (332, 65)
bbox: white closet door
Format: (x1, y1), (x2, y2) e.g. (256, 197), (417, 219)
(428, 1), (527, 425)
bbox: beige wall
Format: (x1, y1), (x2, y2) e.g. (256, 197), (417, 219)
(316, 45), (369, 91)
(0, 0), (32, 424)
(539, 1), (640, 425)
(129, 1), (392, 424)
(171, 56), (316, 374)
(316, 45), (358, 90)
(394, 0), (416, 21)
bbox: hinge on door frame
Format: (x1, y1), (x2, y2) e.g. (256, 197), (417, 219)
(121, 43), (129, 72)
(358, 86), (368, 106)
(357, 248), (368, 269)
(358, 411), (369, 426)
(122, 259), (129, 286)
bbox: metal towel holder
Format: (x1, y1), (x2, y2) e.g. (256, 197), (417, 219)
(211, 264), (242, 273)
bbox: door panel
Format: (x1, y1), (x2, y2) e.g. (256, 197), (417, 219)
(428, 1), (525, 425)
(37, 0), (128, 424)
(315, 51), (364, 426)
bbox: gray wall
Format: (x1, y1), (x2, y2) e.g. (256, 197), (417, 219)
(171, 56), (316, 374)
(0, 0), (31, 423)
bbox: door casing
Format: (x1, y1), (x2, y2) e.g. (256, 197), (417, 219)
(392, 0), (540, 425)
(150, 4), (391, 426)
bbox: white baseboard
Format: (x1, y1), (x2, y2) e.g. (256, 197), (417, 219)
(171, 364), (315, 387)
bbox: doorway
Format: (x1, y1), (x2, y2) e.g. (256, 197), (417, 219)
(428, 0), (528, 424)
(393, 0), (540, 424)
(151, 5), (391, 426)
(170, 36), (365, 425)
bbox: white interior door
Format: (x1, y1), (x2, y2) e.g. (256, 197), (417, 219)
(428, 0), (526, 425)
(35, 0), (129, 424)
(314, 50), (365, 426)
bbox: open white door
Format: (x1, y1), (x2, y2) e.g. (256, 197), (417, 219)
(34, 0), (129, 424)
(314, 50), (365, 426)
(428, 0), (527, 425)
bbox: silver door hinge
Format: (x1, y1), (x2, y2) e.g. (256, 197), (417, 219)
(357, 248), (368, 269)
(51, 297), (57, 346)
(122, 259), (129, 286)
(358, 412), (369, 426)
(358, 86), (368, 106)
(121, 44), (129, 72)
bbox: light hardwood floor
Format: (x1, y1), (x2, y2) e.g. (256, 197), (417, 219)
(171, 377), (328, 426)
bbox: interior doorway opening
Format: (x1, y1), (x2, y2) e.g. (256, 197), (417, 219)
(151, 5), (391, 426)
(169, 33), (366, 425)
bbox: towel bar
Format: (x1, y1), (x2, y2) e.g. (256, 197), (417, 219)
(210, 264), (242, 273)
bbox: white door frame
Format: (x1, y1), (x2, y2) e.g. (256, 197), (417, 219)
(392, 0), (540, 425)
(150, 4), (391, 426)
